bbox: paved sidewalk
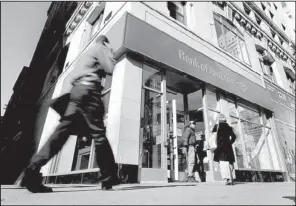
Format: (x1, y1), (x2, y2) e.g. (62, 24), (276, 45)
(1, 182), (295, 205)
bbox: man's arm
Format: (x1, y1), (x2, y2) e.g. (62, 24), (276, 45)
(95, 45), (116, 74)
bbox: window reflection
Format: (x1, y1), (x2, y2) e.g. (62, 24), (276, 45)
(228, 100), (238, 117)
(207, 110), (220, 130)
(240, 120), (263, 169)
(230, 117), (246, 168)
(207, 90), (220, 111)
(141, 89), (162, 168)
(72, 136), (92, 171)
(142, 65), (162, 91)
(238, 105), (261, 125)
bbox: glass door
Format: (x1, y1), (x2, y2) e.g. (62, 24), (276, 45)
(166, 99), (187, 181)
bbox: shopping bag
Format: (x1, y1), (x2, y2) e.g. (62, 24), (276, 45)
(208, 123), (219, 152)
(50, 93), (70, 117)
(220, 161), (236, 180)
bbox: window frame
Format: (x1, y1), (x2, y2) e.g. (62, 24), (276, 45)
(167, 1), (187, 25)
(213, 13), (251, 66)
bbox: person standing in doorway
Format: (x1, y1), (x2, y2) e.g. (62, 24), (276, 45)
(181, 120), (199, 182)
(22, 35), (119, 193)
(195, 130), (206, 182)
(212, 113), (237, 185)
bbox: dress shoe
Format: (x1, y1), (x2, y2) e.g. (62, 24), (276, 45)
(23, 168), (53, 193)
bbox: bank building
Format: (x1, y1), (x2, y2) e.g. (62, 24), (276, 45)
(1, 1), (295, 185)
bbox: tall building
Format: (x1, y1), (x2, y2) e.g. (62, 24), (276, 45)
(3, 1), (296, 185)
(1, 2), (78, 184)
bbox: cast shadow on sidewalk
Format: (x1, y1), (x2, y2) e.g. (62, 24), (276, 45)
(283, 196), (295, 203)
(50, 184), (197, 193)
(117, 184), (197, 191)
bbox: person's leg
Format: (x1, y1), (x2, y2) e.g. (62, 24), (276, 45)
(187, 146), (196, 181)
(23, 105), (77, 193)
(228, 163), (235, 185)
(93, 132), (118, 190)
(83, 89), (118, 190)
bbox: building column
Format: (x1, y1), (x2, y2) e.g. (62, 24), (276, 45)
(106, 56), (143, 166)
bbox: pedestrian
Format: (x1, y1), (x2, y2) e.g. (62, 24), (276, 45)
(211, 113), (237, 185)
(181, 120), (199, 182)
(22, 35), (119, 193)
(195, 130), (206, 182)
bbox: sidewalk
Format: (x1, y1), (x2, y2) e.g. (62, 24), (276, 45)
(1, 182), (295, 205)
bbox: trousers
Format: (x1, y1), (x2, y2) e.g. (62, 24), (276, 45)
(28, 82), (117, 182)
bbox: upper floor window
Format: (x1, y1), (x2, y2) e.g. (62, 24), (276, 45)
(90, 10), (104, 37)
(284, 67), (296, 95)
(87, 3), (105, 38)
(256, 45), (276, 83)
(214, 13), (250, 65)
(167, 2), (187, 25)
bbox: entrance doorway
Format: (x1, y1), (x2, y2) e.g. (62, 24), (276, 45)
(165, 70), (207, 182)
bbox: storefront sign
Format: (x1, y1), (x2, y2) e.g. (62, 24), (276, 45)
(264, 80), (295, 126)
(265, 81), (295, 111)
(179, 50), (248, 93)
(122, 14), (273, 111)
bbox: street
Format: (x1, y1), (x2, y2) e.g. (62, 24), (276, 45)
(1, 182), (295, 205)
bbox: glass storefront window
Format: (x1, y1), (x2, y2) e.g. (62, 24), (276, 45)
(227, 100), (238, 118)
(141, 89), (162, 168)
(238, 104), (261, 125)
(240, 120), (263, 169)
(230, 117), (246, 169)
(207, 90), (220, 111)
(207, 110), (220, 130)
(265, 127), (280, 170)
(72, 136), (92, 171)
(142, 64), (162, 91)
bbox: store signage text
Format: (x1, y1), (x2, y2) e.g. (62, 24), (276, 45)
(179, 50), (248, 93)
(266, 81), (295, 111)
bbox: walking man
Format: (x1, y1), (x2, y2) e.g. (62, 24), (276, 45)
(22, 35), (119, 193)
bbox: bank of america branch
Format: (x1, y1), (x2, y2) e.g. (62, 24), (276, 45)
(39, 10), (291, 184)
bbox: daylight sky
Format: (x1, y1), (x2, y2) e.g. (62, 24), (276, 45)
(1, 2), (51, 115)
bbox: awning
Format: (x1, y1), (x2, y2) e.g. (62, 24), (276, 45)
(284, 66), (296, 81)
(255, 44), (275, 64)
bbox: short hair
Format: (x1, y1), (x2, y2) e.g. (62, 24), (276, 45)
(96, 35), (109, 44)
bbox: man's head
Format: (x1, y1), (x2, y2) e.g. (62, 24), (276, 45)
(219, 113), (227, 123)
(189, 120), (196, 129)
(96, 35), (109, 44)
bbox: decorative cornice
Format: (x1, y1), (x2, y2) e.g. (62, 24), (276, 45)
(229, 3), (295, 65)
(64, 2), (94, 36)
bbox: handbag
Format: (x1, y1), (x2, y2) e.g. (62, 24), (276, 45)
(204, 123), (219, 152)
(50, 93), (70, 117)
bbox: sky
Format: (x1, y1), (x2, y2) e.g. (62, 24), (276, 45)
(1, 2), (51, 115)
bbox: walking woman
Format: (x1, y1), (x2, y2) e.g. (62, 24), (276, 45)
(212, 113), (237, 185)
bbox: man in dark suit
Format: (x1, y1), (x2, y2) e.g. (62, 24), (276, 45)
(22, 35), (119, 193)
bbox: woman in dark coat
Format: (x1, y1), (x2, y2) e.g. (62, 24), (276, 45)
(212, 113), (237, 185)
